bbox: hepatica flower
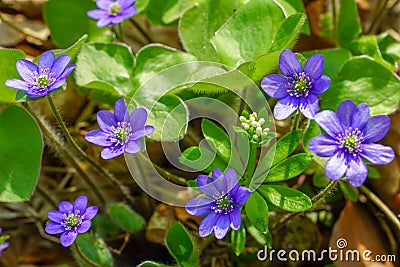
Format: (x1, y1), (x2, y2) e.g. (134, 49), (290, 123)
(87, 0), (137, 27)
(261, 49), (330, 120)
(85, 98), (154, 159)
(309, 100), (395, 187)
(5, 51), (75, 99)
(185, 168), (251, 239)
(45, 196), (98, 247)
(0, 228), (9, 256)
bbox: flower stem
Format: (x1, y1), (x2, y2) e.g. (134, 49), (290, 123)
(116, 23), (125, 42)
(46, 95), (136, 206)
(360, 185), (400, 232)
(23, 102), (106, 205)
(246, 144), (257, 186)
(73, 242), (102, 267)
(291, 112), (302, 131)
(270, 180), (339, 232)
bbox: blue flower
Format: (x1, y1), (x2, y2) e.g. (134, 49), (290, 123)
(87, 0), (137, 28)
(309, 100), (395, 187)
(0, 228), (9, 256)
(5, 51), (75, 98)
(45, 196), (98, 247)
(85, 98), (154, 159)
(261, 49), (330, 120)
(185, 168), (251, 239)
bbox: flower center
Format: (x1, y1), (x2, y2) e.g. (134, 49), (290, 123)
(61, 211), (83, 231)
(110, 121), (132, 146)
(109, 3), (121, 15)
(212, 193), (234, 214)
(337, 127), (364, 155)
(287, 72), (312, 97)
(30, 68), (55, 91)
(37, 75), (50, 88)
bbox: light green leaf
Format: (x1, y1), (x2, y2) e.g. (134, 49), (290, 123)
(303, 120), (321, 154)
(138, 261), (171, 267)
(231, 224), (246, 256)
(273, 0), (310, 34)
(238, 50), (281, 83)
(378, 32), (400, 65)
(162, 0), (198, 24)
(211, 0), (285, 67)
(270, 13), (305, 52)
(337, 0), (362, 48)
(258, 184), (312, 212)
(179, 0), (248, 61)
(44, 0), (113, 48)
(146, 0), (176, 25)
(245, 192), (269, 234)
(201, 119), (231, 163)
(165, 222), (199, 267)
(272, 130), (302, 166)
(0, 106), (43, 201)
(264, 153), (313, 182)
(107, 203), (146, 233)
(54, 34), (88, 60)
(0, 49), (25, 103)
(71, 234), (113, 267)
(136, 0), (150, 13)
(179, 146), (227, 173)
(321, 57), (400, 115)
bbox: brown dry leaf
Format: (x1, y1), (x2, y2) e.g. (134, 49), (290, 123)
(145, 203), (175, 245)
(330, 201), (395, 267)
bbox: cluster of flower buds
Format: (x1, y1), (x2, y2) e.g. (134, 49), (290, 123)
(239, 111), (270, 143)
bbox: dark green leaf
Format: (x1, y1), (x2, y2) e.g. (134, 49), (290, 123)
(0, 106), (43, 201)
(337, 0), (362, 48)
(258, 184), (312, 212)
(339, 180), (359, 202)
(107, 203), (146, 233)
(146, 0), (176, 25)
(202, 119), (231, 163)
(270, 14), (306, 52)
(272, 130), (302, 166)
(244, 219), (272, 247)
(303, 120), (321, 154)
(165, 222), (198, 267)
(264, 153), (313, 182)
(179, 146), (227, 173)
(367, 166), (380, 179)
(54, 34), (88, 60)
(231, 224), (246, 256)
(245, 192), (269, 234)
(378, 32), (400, 64)
(92, 215), (119, 240)
(138, 261), (171, 267)
(273, 0), (310, 34)
(238, 50), (281, 83)
(71, 234), (113, 267)
(0, 49), (25, 103)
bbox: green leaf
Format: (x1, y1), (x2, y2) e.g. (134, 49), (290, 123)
(136, 0), (150, 14)
(244, 219), (272, 247)
(367, 166), (380, 179)
(179, 146), (227, 173)
(146, 0), (176, 25)
(245, 192), (269, 234)
(92, 215), (119, 240)
(258, 184), (312, 212)
(303, 120), (321, 154)
(71, 234), (113, 267)
(54, 34), (88, 60)
(264, 153), (313, 183)
(273, 0), (310, 33)
(339, 180), (359, 202)
(201, 119), (231, 163)
(321, 57), (400, 115)
(75, 43), (135, 96)
(44, 0), (113, 48)
(231, 224), (246, 256)
(0, 49), (25, 103)
(272, 130), (302, 166)
(270, 13), (305, 52)
(378, 32), (400, 64)
(162, 0), (198, 24)
(107, 203), (146, 233)
(138, 261), (171, 267)
(0, 106), (43, 201)
(337, 0), (362, 48)
(211, 0), (285, 67)
(179, 0), (248, 61)
(238, 50), (281, 83)
(165, 222), (198, 267)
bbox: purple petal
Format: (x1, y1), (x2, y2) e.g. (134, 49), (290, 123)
(114, 98), (128, 122)
(361, 144), (394, 165)
(38, 51), (55, 73)
(0, 242), (9, 254)
(16, 59), (38, 81)
(87, 9), (108, 19)
(130, 108), (148, 131)
(124, 139), (142, 154)
(77, 221), (92, 234)
(185, 197), (213, 216)
(311, 75), (330, 95)
(299, 94), (319, 119)
(336, 100), (357, 128)
(325, 152), (347, 181)
(83, 206), (98, 220)
(273, 96), (300, 120)
(197, 175), (219, 198)
(363, 115), (390, 143)
(27, 88), (49, 98)
(350, 103), (370, 131)
(45, 222), (65, 234)
(214, 214), (230, 239)
(97, 0), (113, 10)
(60, 230), (78, 247)
(101, 145), (124, 159)
(279, 50), (302, 77)
(308, 134), (339, 157)
(199, 213), (219, 237)
(51, 55), (71, 79)
(232, 186), (251, 206)
(58, 201), (73, 213)
(48, 210), (64, 223)
(229, 206), (241, 230)
(73, 196), (88, 215)
(97, 110), (117, 131)
(58, 64), (76, 81)
(47, 78), (66, 91)
(97, 17), (112, 27)
(5, 78), (29, 91)
(119, 6), (137, 19)
(130, 125), (154, 140)
(223, 169), (239, 193)
(110, 15), (125, 24)
(85, 130), (113, 146)
(197, 175), (212, 187)
(345, 156), (367, 187)
(261, 74), (289, 99)
(211, 168), (225, 191)
(315, 110), (344, 138)
(304, 54), (324, 80)
(117, 0), (135, 9)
